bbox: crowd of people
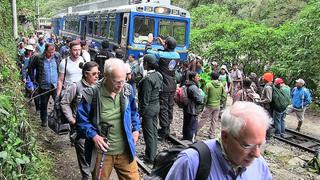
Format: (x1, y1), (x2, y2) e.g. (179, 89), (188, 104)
(16, 30), (312, 180)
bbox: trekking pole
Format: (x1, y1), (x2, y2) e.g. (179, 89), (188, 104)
(97, 151), (107, 180)
(97, 124), (113, 180)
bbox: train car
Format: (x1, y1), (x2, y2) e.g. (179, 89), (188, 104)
(39, 17), (52, 29)
(51, 0), (190, 60)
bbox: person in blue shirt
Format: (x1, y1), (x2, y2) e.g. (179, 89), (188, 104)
(166, 101), (272, 180)
(145, 35), (180, 140)
(286, 78), (312, 132)
(28, 43), (61, 127)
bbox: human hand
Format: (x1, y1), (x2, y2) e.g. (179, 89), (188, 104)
(132, 131), (139, 145)
(69, 117), (76, 125)
(147, 33), (153, 44)
(92, 134), (109, 152)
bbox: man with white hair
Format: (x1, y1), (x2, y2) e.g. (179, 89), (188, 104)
(286, 78), (312, 132)
(166, 101), (272, 180)
(77, 58), (140, 179)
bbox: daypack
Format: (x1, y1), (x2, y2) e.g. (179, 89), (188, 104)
(241, 87), (261, 103)
(272, 85), (291, 112)
(148, 141), (212, 180)
(174, 85), (189, 108)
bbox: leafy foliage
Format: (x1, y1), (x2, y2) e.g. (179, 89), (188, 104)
(190, 0), (320, 101)
(0, 0), (53, 179)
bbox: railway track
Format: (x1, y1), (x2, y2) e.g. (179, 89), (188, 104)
(136, 134), (191, 175)
(273, 128), (320, 154)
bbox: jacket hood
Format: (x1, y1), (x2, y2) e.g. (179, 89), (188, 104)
(212, 80), (221, 87)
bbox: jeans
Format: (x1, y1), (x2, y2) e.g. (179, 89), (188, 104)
(39, 86), (56, 123)
(273, 110), (286, 135)
(182, 110), (198, 142)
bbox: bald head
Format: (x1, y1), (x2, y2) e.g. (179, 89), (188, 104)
(221, 101), (271, 137)
(103, 58), (127, 94)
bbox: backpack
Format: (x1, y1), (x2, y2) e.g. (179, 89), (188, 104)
(272, 85), (291, 112)
(241, 87), (261, 103)
(174, 85), (189, 108)
(148, 141), (212, 180)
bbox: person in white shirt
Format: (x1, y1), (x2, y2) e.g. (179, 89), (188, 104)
(57, 40), (85, 96)
(81, 40), (91, 62)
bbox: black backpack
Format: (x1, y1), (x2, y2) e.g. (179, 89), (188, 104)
(148, 141), (212, 180)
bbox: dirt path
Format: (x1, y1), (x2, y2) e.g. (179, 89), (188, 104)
(30, 97), (319, 179)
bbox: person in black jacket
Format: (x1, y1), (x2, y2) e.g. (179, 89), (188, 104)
(183, 71), (204, 142)
(28, 43), (61, 127)
(138, 54), (163, 164)
(94, 40), (114, 79)
(146, 35), (181, 140)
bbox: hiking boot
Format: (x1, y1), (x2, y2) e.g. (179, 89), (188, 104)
(296, 121), (302, 132)
(41, 120), (48, 127)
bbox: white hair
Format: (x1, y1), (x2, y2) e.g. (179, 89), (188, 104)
(221, 101), (271, 137)
(103, 58), (126, 76)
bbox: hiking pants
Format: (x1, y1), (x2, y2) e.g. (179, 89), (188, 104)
(142, 106), (159, 162)
(93, 152), (139, 180)
(273, 110), (286, 136)
(39, 86), (56, 124)
(158, 91), (175, 138)
(74, 137), (91, 180)
(182, 111), (198, 142)
(286, 105), (306, 122)
(198, 106), (220, 138)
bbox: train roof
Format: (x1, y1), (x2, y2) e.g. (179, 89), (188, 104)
(56, 1), (190, 19)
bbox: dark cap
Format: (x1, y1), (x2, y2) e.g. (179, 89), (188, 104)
(143, 54), (158, 67)
(165, 36), (177, 50)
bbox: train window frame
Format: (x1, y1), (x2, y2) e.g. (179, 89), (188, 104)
(93, 15), (100, 37)
(88, 16), (94, 36)
(108, 14), (115, 40)
(101, 15), (108, 38)
(158, 19), (186, 46)
(133, 16), (155, 44)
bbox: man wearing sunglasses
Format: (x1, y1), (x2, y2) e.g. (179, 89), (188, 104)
(166, 101), (272, 180)
(77, 58), (140, 179)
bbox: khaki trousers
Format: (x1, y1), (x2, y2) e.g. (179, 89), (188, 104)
(92, 152), (140, 180)
(198, 106), (220, 138)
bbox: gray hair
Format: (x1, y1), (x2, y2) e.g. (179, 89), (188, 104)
(104, 58), (126, 76)
(221, 101), (271, 137)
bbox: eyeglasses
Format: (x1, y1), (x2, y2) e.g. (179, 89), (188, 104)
(86, 71), (100, 76)
(230, 133), (266, 151)
(111, 79), (125, 85)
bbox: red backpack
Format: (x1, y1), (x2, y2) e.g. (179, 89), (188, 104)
(174, 85), (189, 108)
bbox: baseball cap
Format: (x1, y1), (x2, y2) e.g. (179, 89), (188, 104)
(274, 78), (284, 85)
(25, 45), (34, 51)
(263, 72), (274, 82)
(295, 78), (305, 85)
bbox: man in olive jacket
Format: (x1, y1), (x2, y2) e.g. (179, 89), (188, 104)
(138, 54), (163, 163)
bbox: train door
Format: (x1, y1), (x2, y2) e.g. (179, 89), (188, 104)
(120, 13), (130, 50)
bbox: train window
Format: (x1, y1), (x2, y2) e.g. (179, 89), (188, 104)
(133, 16), (154, 44)
(108, 20), (115, 40)
(94, 20), (100, 36)
(101, 20), (107, 38)
(159, 20), (186, 46)
(88, 20), (93, 35)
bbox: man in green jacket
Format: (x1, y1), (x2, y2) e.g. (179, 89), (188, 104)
(198, 72), (226, 139)
(138, 54), (163, 164)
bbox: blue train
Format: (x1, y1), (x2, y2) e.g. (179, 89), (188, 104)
(51, 0), (190, 60)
